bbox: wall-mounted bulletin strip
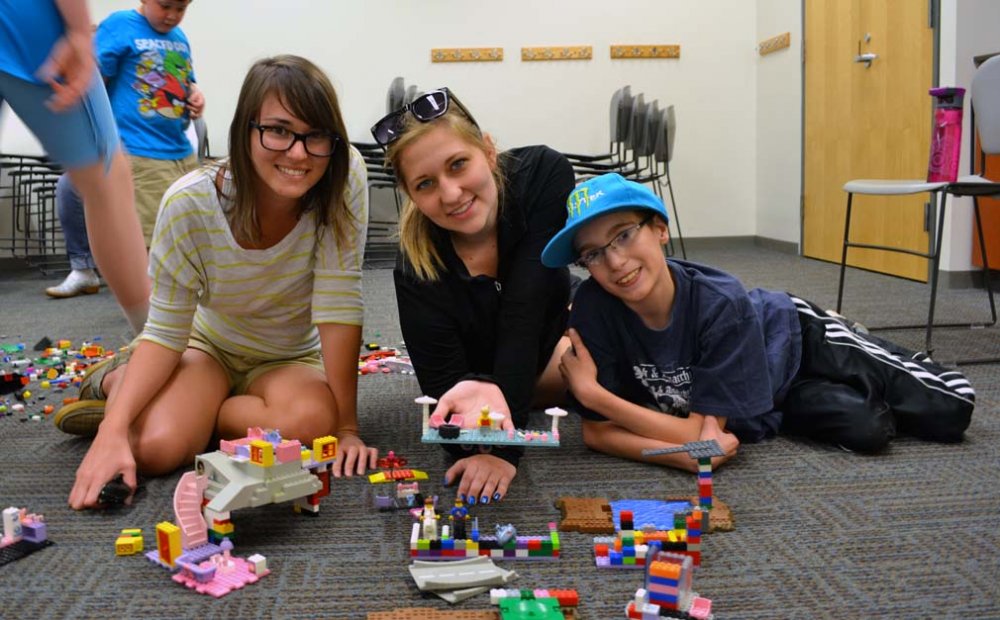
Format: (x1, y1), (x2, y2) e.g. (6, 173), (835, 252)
(610, 45), (680, 59)
(431, 48), (504, 63)
(758, 32), (791, 56)
(521, 46), (593, 61)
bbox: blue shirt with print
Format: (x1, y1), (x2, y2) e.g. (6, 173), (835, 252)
(96, 10), (195, 160)
(568, 259), (802, 443)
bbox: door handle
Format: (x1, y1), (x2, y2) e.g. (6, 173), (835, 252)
(854, 52), (878, 68)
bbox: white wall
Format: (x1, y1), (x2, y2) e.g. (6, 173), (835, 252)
(1, 0), (759, 238)
(938, 0), (1000, 273)
(754, 0), (802, 246)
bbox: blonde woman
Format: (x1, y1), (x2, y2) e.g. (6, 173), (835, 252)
(375, 88), (575, 506)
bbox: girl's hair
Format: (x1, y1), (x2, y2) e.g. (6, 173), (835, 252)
(224, 55), (354, 246)
(386, 108), (505, 281)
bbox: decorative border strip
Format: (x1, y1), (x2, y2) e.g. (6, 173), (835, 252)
(610, 44), (680, 59)
(431, 47), (504, 63)
(521, 46), (592, 61)
(758, 32), (791, 56)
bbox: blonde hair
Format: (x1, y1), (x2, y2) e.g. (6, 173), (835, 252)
(224, 55), (354, 246)
(387, 110), (505, 281)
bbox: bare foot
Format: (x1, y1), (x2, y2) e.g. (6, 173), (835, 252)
(700, 415), (739, 468)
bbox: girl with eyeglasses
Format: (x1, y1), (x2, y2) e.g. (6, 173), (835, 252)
(56, 55), (378, 509)
(376, 89), (576, 506)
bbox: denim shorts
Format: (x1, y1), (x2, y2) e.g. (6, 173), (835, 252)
(0, 68), (119, 170)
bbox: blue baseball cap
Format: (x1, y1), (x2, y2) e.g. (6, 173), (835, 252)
(541, 173), (669, 267)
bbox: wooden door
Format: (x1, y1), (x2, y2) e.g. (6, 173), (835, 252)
(803, 0), (936, 281)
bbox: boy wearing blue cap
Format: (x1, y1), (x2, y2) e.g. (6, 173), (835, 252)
(541, 173), (974, 471)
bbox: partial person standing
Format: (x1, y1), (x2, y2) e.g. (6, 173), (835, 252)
(0, 0), (149, 332)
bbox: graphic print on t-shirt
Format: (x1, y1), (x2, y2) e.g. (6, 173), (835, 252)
(633, 363), (691, 416)
(132, 43), (192, 120)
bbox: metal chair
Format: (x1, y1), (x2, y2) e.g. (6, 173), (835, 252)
(836, 55), (1000, 361)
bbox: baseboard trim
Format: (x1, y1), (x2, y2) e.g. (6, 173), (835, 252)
(753, 236), (799, 255)
(940, 269), (1000, 290)
(674, 235), (799, 255)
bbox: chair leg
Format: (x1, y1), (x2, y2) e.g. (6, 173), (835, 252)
(973, 197), (998, 327)
(664, 170), (686, 259)
(836, 193), (855, 314)
(924, 192), (948, 355)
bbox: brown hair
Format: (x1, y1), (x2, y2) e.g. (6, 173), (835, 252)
(224, 55), (355, 246)
(386, 109), (505, 281)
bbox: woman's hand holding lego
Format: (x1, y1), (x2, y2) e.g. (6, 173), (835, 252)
(444, 453), (515, 506)
(331, 430), (378, 478)
(431, 380), (514, 431)
(68, 425), (136, 510)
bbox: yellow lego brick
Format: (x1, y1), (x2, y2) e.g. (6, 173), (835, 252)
(249, 439), (275, 467)
(313, 435), (338, 462)
(155, 521), (182, 567)
(115, 536), (140, 556)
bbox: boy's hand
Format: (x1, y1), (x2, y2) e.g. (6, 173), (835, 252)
(38, 30), (95, 111)
(559, 328), (599, 406)
(69, 426), (136, 510)
(331, 431), (378, 478)
(443, 453), (516, 506)
(186, 83), (205, 119)
(431, 380), (514, 431)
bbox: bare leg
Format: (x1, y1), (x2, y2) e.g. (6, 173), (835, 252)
(217, 365), (337, 444)
(102, 349), (229, 475)
(532, 335), (572, 407)
(66, 149), (150, 333)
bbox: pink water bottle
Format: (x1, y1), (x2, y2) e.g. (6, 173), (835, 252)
(927, 87), (965, 183)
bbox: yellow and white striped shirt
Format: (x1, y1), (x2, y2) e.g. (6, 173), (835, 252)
(140, 145), (368, 359)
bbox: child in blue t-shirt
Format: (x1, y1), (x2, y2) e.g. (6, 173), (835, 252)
(101, 0), (203, 246)
(541, 173), (975, 472)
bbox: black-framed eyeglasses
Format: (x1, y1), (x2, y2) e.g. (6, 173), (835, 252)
(574, 215), (655, 268)
(370, 87), (479, 147)
(249, 120), (339, 157)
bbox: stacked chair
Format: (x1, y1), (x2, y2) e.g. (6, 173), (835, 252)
(353, 77), (407, 268)
(561, 88), (686, 258)
(0, 155), (64, 271)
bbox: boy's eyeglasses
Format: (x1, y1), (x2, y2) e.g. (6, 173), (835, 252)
(574, 215), (655, 268)
(370, 87), (479, 147)
(249, 121), (339, 157)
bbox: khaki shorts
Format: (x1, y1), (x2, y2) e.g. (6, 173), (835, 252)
(128, 153), (199, 245)
(186, 327), (325, 396)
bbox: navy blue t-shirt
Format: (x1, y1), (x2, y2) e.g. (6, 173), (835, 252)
(568, 259), (802, 443)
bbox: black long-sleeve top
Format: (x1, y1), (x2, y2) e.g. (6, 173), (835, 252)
(394, 145), (576, 466)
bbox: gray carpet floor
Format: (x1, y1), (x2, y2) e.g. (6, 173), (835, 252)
(2, 241), (998, 619)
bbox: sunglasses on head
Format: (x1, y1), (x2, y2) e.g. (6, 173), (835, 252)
(370, 87), (479, 147)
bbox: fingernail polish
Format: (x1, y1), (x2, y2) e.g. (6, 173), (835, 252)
(481, 495), (489, 504)
(458, 494), (465, 502)
(492, 492), (501, 501)
(443, 476), (450, 487)
(468, 496), (476, 505)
